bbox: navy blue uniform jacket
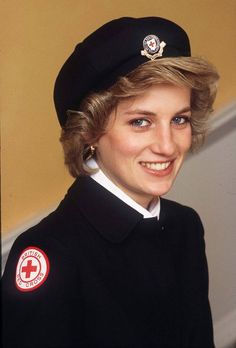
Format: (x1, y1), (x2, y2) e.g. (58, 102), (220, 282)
(2, 176), (214, 347)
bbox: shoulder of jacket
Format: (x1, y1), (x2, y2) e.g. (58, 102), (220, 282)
(3, 208), (83, 281)
(161, 197), (200, 217)
(161, 198), (205, 245)
(6, 207), (79, 263)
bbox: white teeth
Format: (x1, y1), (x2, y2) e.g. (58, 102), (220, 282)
(141, 161), (171, 171)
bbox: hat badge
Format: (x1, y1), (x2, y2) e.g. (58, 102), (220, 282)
(141, 35), (166, 60)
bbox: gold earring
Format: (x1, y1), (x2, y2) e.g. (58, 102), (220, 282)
(90, 145), (96, 157)
(85, 145), (96, 160)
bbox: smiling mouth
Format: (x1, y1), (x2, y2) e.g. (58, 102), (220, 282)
(140, 161), (172, 171)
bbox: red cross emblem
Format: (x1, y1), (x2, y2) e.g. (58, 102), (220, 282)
(21, 260), (37, 278)
(142, 34), (162, 56)
(15, 246), (50, 292)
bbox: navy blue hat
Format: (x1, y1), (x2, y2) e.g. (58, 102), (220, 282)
(54, 17), (191, 126)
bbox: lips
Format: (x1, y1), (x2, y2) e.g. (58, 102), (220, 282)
(140, 161), (171, 171)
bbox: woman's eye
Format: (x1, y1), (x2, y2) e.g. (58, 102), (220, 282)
(171, 116), (190, 126)
(130, 119), (151, 128)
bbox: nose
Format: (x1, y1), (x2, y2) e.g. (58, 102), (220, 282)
(150, 124), (176, 157)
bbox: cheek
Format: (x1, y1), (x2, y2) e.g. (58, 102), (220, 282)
(186, 129), (193, 150)
(177, 129), (192, 153)
(101, 134), (142, 157)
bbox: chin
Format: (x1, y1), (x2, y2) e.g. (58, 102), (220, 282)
(146, 182), (175, 197)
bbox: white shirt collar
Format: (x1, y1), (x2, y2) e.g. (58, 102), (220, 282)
(87, 158), (160, 220)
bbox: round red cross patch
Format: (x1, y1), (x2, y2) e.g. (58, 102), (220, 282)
(15, 246), (50, 292)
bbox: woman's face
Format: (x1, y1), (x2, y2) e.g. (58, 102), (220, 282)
(95, 84), (192, 208)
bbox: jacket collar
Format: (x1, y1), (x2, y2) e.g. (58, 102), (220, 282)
(88, 158), (160, 219)
(63, 176), (145, 243)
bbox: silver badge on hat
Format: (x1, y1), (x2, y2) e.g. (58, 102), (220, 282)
(141, 35), (166, 60)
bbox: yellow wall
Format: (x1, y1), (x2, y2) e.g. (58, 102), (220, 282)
(2, 0), (236, 235)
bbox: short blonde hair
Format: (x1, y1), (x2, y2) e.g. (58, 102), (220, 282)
(60, 57), (219, 177)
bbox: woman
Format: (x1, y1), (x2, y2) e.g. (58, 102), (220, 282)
(2, 17), (219, 347)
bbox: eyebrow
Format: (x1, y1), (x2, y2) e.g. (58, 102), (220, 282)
(124, 106), (192, 116)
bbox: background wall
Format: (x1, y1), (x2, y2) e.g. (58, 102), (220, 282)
(1, 1), (236, 347)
